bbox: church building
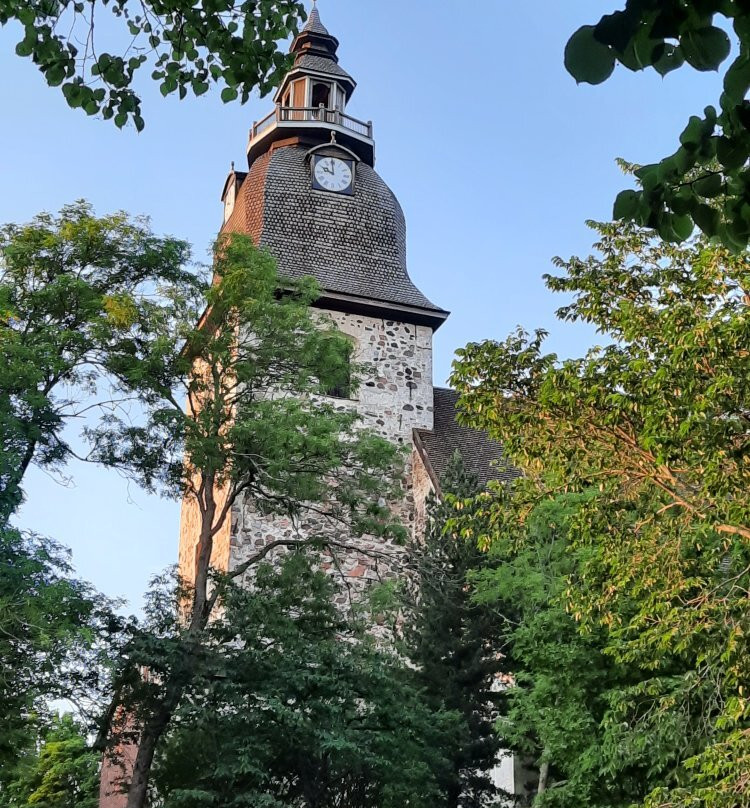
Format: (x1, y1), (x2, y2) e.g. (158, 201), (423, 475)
(102, 8), (516, 807)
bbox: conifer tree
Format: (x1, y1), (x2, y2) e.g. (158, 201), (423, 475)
(407, 451), (505, 808)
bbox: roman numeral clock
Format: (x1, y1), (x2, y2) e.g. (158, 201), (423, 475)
(311, 153), (355, 195)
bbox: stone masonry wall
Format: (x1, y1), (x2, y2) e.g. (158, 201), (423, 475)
(228, 310), (434, 593)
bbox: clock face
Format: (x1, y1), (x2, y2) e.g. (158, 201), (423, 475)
(313, 156), (354, 194)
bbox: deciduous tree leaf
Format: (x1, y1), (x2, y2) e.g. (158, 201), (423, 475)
(680, 26), (731, 72)
(565, 25), (617, 85)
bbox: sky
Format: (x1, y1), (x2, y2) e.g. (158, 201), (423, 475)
(0, 1), (726, 612)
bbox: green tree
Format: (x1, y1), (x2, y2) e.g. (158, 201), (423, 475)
(406, 451), (505, 808)
(150, 552), (455, 808)
(94, 232), (404, 808)
(565, 1), (750, 249)
(1, 714), (99, 808)
(0, 201), (197, 523)
(451, 221), (750, 808)
(0, 202), (200, 801)
(0, 529), (114, 788)
(0, 0), (305, 129)
(468, 491), (678, 808)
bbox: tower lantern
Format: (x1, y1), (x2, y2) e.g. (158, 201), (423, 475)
(247, 5), (374, 167)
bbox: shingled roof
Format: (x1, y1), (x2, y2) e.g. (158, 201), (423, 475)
(415, 388), (516, 492)
(300, 6), (333, 38)
(249, 146), (448, 323)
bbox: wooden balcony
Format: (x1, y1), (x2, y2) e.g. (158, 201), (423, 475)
(247, 104), (375, 166)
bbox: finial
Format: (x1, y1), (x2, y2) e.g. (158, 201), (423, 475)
(330, 130), (337, 144)
(231, 160), (235, 171)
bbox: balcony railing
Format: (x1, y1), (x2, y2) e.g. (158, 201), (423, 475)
(250, 105), (374, 142)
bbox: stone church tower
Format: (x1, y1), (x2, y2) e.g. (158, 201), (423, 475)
(176, 6), (510, 592)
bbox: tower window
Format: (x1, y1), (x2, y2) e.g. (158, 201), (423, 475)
(311, 81), (331, 109)
(324, 359), (351, 399)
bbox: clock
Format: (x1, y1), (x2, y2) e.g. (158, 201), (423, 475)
(312, 155), (354, 195)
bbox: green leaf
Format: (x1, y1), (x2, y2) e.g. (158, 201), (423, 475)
(693, 202), (721, 235)
(723, 53), (750, 101)
(565, 25), (616, 85)
(671, 212), (694, 241)
(221, 86), (239, 102)
(680, 115), (707, 150)
(15, 40), (33, 57)
(680, 26), (731, 72)
(693, 174), (724, 198)
(613, 189), (640, 220)
(45, 64), (66, 87)
(652, 43), (685, 76)
(717, 136), (749, 170)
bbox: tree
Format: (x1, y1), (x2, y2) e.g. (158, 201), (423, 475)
(0, 200), (198, 523)
(406, 451), (505, 808)
(1, 714), (99, 808)
(149, 552), (455, 808)
(0, 201), (200, 799)
(94, 232), (404, 808)
(0, 0), (305, 129)
(467, 490), (683, 808)
(451, 221), (750, 808)
(565, 1), (750, 249)
(0, 529), (114, 788)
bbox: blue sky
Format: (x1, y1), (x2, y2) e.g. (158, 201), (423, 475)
(1, 1), (725, 611)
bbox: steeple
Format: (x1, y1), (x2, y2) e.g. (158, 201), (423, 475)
(247, 5), (372, 167)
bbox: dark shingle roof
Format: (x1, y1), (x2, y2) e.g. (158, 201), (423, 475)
(294, 53), (354, 83)
(301, 6), (332, 37)
(416, 388), (516, 490)
(256, 146), (446, 315)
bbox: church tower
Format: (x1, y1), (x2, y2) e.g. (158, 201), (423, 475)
(179, 5), (455, 588)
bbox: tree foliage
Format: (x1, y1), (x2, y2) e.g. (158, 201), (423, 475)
(0, 202), (201, 804)
(451, 221), (750, 808)
(468, 491), (687, 808)
(1, 714), (99, 808)
(0, 0), (305, 129)
(0, 529), (114, 788)
(406, 451), (505, 808)
(150, 553), (455, 808)
(95, 232), (404, 807)
(566, 1), (750, 249)
(0, 200), (197, 522)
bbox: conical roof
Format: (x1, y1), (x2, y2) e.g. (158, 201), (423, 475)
(301, 5), (333, 38)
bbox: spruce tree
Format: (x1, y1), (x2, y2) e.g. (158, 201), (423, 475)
(408, 451), (505, 807)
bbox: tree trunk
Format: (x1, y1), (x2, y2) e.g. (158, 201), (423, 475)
(120, 488), (218, 808)
(124, 697), (176, 808)
(537, 758), (550, 796)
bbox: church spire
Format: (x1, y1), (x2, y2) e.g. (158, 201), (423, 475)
(299, 3), (334, 39)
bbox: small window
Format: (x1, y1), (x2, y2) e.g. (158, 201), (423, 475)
(321, 339), (353, 399)
(324, 360), (351, 399)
